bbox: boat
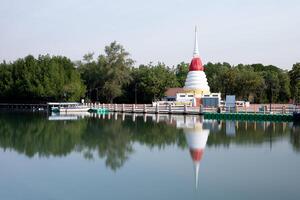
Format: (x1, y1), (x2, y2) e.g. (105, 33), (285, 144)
(49, 102), (90, 113)
(88, 108), (109, 114)
(58, 106), (90, 113)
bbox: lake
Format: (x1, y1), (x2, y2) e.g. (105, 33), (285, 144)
(0, 112), (299, 200)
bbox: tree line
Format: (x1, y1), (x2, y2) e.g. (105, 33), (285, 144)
(0, 41), (300, 103)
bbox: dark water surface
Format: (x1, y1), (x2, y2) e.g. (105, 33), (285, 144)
(0, 112), (299, 200)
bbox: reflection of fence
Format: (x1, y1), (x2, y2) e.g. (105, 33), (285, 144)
(84, 103), (299, 115)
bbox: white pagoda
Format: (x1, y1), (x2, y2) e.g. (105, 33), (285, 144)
(184, 27), (210, 97)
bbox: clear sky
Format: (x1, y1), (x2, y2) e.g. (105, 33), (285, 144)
(0, 0), (299, 69)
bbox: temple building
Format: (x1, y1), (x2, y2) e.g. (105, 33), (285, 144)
(164, 27), (220, 107)
(184, 27), (210, 96)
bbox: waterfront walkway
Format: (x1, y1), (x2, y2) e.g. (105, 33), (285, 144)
(84, 103), (299, 115)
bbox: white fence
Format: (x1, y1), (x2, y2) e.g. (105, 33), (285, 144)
(84, 103), (300, 115)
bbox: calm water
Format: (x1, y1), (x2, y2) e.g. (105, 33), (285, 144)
(0, 112), (299, 200)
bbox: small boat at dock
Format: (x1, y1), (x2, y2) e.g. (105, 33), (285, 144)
(48, 102), (90, 113)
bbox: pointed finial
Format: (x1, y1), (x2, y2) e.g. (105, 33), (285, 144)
(193, 26), (199, 57)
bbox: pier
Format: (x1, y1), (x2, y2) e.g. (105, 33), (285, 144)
(0, 103), (49, 112)
(1, 103), (299, 122)
(85, 103), (299, 114)
(85, 103), (300, 122)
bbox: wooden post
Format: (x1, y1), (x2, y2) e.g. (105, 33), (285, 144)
(184, 105), (187, 114)
(169, 104), (172, 114)
(132, 104), (135, 113)
(114, 104), (117, 112)
(282, 106), (286, 114)
(143, 104), (147, 113)
(122, 104), (125, 112)
(156, 104), (159, 114)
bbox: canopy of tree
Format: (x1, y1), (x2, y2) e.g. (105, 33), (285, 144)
(0, 55), (85, 102)
(0, 41), (299, 104)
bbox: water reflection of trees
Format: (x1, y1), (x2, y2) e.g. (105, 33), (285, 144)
(290, 122), (300, 152)
(0, 113), (299, 171)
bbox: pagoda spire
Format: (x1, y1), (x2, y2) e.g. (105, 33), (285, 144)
(193, 26), (199, 57)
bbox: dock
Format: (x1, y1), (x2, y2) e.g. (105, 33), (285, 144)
(83, 103), (299, 122)
(1, 103), (299, 122)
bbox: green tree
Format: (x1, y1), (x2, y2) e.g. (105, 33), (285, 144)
(0, 55), (85, 102)
(263, 70), (280, 104)
(130, 63), (179, 103)
(175, 62), (189, 87)
(79, 41), (133, 103)
(289, 63), (300, 104)
(205, 62), (231, 94)
(0, 62), (13, 99)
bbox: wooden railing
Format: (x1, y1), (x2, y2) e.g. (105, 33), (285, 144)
(84, 103), (300, 115)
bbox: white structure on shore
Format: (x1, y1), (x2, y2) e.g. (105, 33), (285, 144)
(184, 27), (210, 97)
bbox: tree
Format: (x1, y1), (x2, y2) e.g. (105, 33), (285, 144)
(289, 63), (300, 104)
(205, 62), (231, 94)
(0, 62), (13, 99)
(278, 72), (291, 103)
(79, 41), (133, 103)
(175, 62), (189, 87)
(263, 71), (280, 104)
(0, 55), (86, 102)
(235, 68), (265, 102)
(127, 63), (179, 103)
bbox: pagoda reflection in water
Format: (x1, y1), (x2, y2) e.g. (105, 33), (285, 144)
(175, 115), (210, 189)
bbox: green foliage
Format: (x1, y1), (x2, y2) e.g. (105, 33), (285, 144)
(0, 55), (85, 102)
(262, 70), (280, 103)
(0, 41), (297, 104)
(79, 41), (133, 103)
(175, 62), (189, 87)
(289, 63), (300, 104)
(203, 62), (291, 103)
(0, 62), (13, 98)
(127, 63), (179, 103)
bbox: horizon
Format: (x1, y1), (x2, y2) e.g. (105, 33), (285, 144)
(1, 0), (300, 70)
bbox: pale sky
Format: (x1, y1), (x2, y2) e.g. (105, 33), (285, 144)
(0, 0), (299, 69)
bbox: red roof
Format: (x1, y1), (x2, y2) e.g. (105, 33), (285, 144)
(189, 57), (204, 71)
(164, 87), (185, 97)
